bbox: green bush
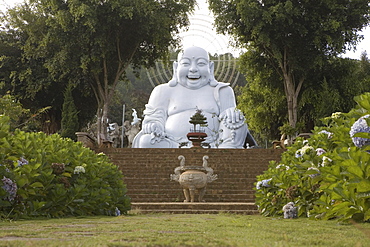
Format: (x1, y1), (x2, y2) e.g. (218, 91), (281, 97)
(0, 93), (52, 132)
(255, 93), (370, 222)
(0, 115), (130, 219)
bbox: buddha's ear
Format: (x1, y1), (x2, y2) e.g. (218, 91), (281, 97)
(209, 61), (218, 87)
(168, 61), (178, 87)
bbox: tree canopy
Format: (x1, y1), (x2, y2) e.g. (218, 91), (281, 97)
(237, 49), (370, 145)
(209, 0), (370, 130)
(2, 0), (195, 142)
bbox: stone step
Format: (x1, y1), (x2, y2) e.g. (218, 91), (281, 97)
(123, 177), (256, 184)
(131, 198), (255, 203)
(126, 189), (256, 202)
(126, 188), (255, 198)
(132, 210), (258, 214)
(123, 175), (256, 179)
(128, 188), (256, 193)
(126, 183), (256, 193)
(130, 202), (258, 214)
(126, 189), (256, 195)
(122, 167), (264, 171)
(95, 148), (282, 214)
(117, 163), (268, 169)
(129, 194), (255, 202)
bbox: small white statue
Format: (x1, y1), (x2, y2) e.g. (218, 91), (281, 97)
(133, 46), (256, 148)
(131, 108), (141, 126)
(124, 114), (141, 148)
(107, 123), (121, 148)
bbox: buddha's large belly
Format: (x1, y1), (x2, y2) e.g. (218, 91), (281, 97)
(165, 110), (218, 139)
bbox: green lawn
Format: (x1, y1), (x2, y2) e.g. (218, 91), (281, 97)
(0, 214), (369, 246)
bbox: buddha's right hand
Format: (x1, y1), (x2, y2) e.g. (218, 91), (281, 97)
(142, 122), (164, 136)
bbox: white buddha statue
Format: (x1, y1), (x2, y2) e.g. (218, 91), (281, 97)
(132, 46), (256, 148)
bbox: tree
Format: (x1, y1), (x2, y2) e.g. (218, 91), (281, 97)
(209, 0), (370, 129)
(4, 0), (196, 144)
(238, 50), (370, 145)
(1, 8), (96, 134)
(236, 48), (286, 144)
(299, 56), (370, 129)
(189, 109), (208, 132)
(0, 93), (51, 132)
(61, 84), (79, 140)
(108, 66), (152, 125)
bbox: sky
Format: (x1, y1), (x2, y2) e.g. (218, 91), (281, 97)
(1, 0), (369, 60)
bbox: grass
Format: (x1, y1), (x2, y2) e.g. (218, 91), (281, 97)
(0, 213), (370, 246)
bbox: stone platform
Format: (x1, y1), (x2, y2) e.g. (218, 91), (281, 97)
(97, 148), (283, 214)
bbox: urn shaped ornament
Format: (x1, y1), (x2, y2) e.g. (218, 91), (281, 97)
(170, 155), (217, 202)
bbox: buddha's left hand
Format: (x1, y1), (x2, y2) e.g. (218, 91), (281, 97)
(220, 107), (244, 124)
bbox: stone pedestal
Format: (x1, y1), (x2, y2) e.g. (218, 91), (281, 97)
(76, 132), (97, 149)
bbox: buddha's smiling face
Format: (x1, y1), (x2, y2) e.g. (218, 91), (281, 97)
(177, 47), (211, 89)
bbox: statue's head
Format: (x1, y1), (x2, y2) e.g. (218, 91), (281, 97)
(169, 46), (217, 88)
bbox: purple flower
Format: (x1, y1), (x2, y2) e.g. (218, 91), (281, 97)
(307, 167), (320, 178)
(276, 164), (290, 170)
(350, 115), (370, 148)
(316, 148), (326, 156)
(0, 164), (11, 173)
(17, 157), (29, 167)
(2, 176), (17, 201)
(256, 178), (272, 189)
(318, 130), (333, 139)
(115, 207), (121, 216)
(320, 156), (332, 167)
(295, 145), (313, 158)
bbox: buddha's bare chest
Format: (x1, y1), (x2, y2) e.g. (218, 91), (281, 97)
(167, 88), (219, 115)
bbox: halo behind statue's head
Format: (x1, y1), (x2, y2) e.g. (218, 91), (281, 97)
(168, 46), (218, 87)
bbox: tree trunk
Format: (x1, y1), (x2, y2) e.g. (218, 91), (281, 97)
(284, 75), (298, 128)
(95, 89), (111, 145)
(92, 42), (139, 145)
(279, 47), (304, 131)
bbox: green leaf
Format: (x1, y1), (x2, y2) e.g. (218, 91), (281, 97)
(27, 189), (36, 195)
(352, 132), (370, 138)
(32, 201), (46, 211)
(357, 180), (370, 193)
(30, 182), (44, 188)
(17, 177), (29, 187)
(346, 165), (364, 178)
(62, 172), (72, 177)
(355, 95), (370, 110)
(356, 192), (370, 199)
(331, 201), (352, 213)
(333, 187), (349, 200)
(364, 209), (370, 221)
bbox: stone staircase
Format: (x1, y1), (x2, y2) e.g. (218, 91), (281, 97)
(98, 148), (283, 214)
